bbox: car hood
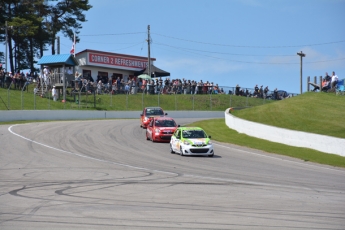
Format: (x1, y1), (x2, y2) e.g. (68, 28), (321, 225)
(147, 115), (164, 118)
(159, 127), (176, 130)
(185, 138), (210, 145)
(158, 127), (176, 132)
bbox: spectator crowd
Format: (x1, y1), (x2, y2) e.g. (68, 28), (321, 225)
(309, 71), (340, 93)
(1, 67), (340, 100)
(0, 69), (36, 91)
(0, 68), (288, 101)
(86, 75), (227, 96)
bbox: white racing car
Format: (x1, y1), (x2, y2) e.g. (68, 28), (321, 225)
(170, 127), (214, 157)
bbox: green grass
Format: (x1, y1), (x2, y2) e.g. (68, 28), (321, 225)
(189, 118), (345, 168)
(1, 86), (344, 168)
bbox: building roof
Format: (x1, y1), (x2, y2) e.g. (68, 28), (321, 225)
(37, 54), (79, 67)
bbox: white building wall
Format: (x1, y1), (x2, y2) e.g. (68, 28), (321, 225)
(75, 51), (148, 82)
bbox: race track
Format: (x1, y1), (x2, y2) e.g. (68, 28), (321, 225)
(1, 118), (344, 229)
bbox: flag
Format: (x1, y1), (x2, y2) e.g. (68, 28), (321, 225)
(70, 43), (74, 55)
(70, 33), (75, 56)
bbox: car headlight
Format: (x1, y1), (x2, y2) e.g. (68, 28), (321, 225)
(207, 141), (212, 145)
(183, 140), (190, 145)
(155, 128), (160, 134)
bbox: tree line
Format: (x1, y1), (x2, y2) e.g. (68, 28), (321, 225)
(0, 0), (92, 74)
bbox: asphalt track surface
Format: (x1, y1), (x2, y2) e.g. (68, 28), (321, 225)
(0, 118), (345, 229)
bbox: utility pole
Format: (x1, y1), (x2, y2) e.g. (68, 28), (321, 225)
(56, 36), (60, 54)
(297, 51), (306, 94)
(147, 25), (151, 78)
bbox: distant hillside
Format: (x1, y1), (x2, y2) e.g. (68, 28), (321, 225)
(232, 92), (345, 138)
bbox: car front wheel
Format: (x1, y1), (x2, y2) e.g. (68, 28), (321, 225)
(180, 146), (184, 156)
(170, 144), (175, 153)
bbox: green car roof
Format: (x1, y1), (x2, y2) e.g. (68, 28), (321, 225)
(178, 127), (203, 131)
(178, 127), (210, 140)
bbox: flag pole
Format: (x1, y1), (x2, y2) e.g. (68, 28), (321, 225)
(73, 32), (76, 57)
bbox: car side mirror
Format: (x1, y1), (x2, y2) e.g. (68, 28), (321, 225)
(165, 113), (168, 115)
(140, 114), (143, 116)
(178, 125), (180, 127)
(209, 136), (211, 138)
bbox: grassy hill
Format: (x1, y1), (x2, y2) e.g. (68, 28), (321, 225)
(232, 92), (345, 138)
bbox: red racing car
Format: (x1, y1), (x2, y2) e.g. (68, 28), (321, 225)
(140, 107), (167, 128)
(146, 116), (179, 142)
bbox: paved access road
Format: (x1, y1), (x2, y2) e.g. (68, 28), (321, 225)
(1, 119), (344, 229)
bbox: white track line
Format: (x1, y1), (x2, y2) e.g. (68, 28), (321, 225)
(8, 124), (177, 176)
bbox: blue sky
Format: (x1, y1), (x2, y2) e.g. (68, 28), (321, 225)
(6, 0), (345, 93)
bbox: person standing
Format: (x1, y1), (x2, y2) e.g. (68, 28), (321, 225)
(264, 86), (269, 99)
(254, 84), (259, 97)
(0, 68), (4, 88)
(66, 67), (73, 75)
(273, 88), (278, 100)
(141, 79), (146, 93)
(116, 76), (121, 92)
(52, 85), (57, 101)
(324, 72), (331, 82)
(235, 84), (240, 96)
(43, 66), (49, 84)
(124, 81), (130, 94)
(159, 77), (163, 85)
(259, 85), (264, 98)
(331, 71), (338, 89)
(186, 80), (191, 94)
(97, 80), (103, 94)
(130, 77), (135, 94)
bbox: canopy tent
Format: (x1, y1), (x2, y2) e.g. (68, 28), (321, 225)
(134, 64), (170, 78)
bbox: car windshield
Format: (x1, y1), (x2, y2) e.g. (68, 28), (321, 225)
(182, 130), (207, 139)
(146, 109), (164, 116)
(155, 119), (176, 127)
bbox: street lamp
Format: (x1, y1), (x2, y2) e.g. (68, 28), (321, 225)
(297, 51), (306, 94)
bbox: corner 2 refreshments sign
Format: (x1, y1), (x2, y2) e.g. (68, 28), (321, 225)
(89, 53), (148, 70)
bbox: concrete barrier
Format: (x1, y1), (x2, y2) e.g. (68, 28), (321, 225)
(0, 110), (224, 122)
(225, 108), (345, 156)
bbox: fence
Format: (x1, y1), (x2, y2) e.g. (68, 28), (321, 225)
(0, 80), (298, 111)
